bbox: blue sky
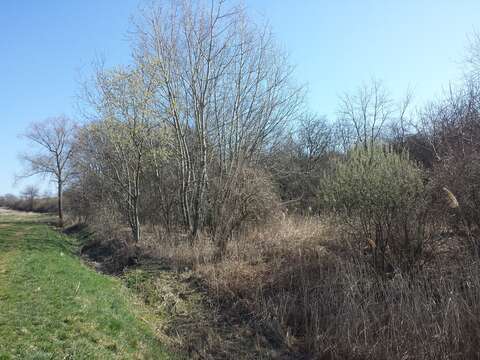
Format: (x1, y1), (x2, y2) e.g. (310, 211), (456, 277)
(1, 0), (479, 195)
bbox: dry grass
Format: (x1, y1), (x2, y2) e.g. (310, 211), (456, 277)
(144, 215), (330, 268)
(135, 214), (480, 359)
(443, 187), (460, 209)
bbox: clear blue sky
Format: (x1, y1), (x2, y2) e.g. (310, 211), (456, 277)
(1, 0), (479, 195)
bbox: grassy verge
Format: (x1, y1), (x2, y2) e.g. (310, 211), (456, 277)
(0, 211), (174, 359)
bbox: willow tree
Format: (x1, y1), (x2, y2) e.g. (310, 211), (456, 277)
(79, 65), (161, 243)
(134, 0), (303, 246)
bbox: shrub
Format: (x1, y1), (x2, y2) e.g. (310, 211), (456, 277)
(207, 167), (280, 258)
(430, 154), (480, 255)
(419, 84), (480, 253)
(321, 144), (429, 273)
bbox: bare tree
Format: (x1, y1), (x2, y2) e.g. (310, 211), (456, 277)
(21, 185), (40, 211)
(135, 0), (303, 247)
(20, 116), (76, 225)
(337, 79), (393, 150)
(390, 89), (414, 148)
(466, 31), (480, 82)
(264, 113), (334, 210)
(415, 81), (480, 253)
(297, 114), (333, 171)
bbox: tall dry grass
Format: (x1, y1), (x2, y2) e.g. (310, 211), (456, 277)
(139, 213), (480, 359)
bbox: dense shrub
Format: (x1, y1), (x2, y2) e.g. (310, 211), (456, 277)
(208, 167), (280, 257)
(321, 144), (430, 272)
(417, 84), (480, 254)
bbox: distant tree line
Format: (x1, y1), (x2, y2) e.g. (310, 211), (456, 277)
(0, 188), (57, 213)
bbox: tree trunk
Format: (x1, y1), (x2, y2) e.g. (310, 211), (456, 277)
(133, 212), (141, 243)
(191, 122), (209, 238)
(132, 196), (141, 243)
(57, 180), (64, 227)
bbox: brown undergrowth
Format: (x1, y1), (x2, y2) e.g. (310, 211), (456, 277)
(78, 215), (480, 359)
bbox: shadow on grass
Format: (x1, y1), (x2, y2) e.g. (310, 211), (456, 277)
(62, 223), (94, 245)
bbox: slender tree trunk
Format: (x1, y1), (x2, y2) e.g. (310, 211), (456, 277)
(192, 146), (208, 237)
(57, 179), (64, 227)
(134, 216), (140, 243)
(132, 197), (141, 243)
